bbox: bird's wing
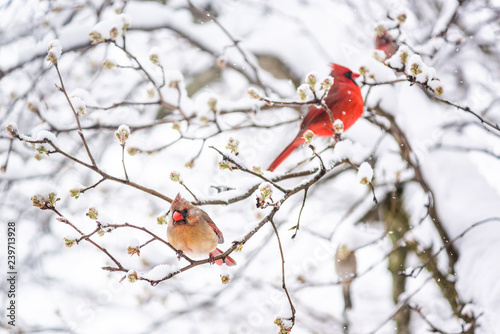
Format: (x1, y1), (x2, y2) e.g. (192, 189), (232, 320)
(206, 216), (224, 244)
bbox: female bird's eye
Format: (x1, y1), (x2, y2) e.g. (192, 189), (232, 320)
(181, 209), (188, 216)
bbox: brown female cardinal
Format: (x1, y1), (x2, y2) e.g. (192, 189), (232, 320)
(167, 194), (236, 266)
(335, 244), (357, 310)
(267, 64), (364, 172)
(375, 31), (399, 59)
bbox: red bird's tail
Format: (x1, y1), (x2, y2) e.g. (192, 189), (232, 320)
(211, 248), (237, 266)
(267, 135), (304, 172)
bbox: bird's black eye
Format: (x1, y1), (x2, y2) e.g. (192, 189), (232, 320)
(181, 209), (188, 216)
(343, 71), (353, 80)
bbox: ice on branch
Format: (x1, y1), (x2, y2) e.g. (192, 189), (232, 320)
(357, 162), (374, 185)
(386, 45), (410, 69)
(46, 40), (62, 65)
(35, 130), (58, 144)
(113, 0), (126, 13)
(142, 264), (180, 281)
(166, 69), (183, 89)
(70, 96), (86, 115)
(115, 124), (130, 145)
(332, 139), (353, 162)
(89, 14), (131, 44)
(406, 54), (437, 84)
(149, 47), (161, 65)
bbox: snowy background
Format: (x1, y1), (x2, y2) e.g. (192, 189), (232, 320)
(1, 0), (500, 333)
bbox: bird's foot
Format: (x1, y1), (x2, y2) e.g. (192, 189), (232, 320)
(209, 252), (215, 265)
(175, 249), (184, 260)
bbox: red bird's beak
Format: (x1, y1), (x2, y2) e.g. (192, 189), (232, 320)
(351, 72), (361, 80)
(173, 211), (184, 222)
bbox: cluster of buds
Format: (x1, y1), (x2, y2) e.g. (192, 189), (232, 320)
(157, 213), (168, 225)
(172, 122), (181, 132)
(115, 124), (130, 146)
(207, 97), (218, 113)
(69, 188), (81, 199)
(256, 182), (277, 209)
(333, 119), (344, 135)
(127, 246), (141, 257)
(27, 100), (39, 113)
(252, 166), (263, 175)
(127, 270), (139, 283)
(296, 84), (310, 101)
(102, 58), (117, 70)
(31, 192), (60, 210)
(305, 73), (317, 92)
(169, 171), (181, 183)
(247, 87), (262, 100)
(225, 137), (240, 155)
(89, 14), (131, 44)
(302, 130), (315, 144)
(218, 159), (234, 171)
(169, 79), (181, 89)
(127, 147), (138, 156)
(89, 29), (105, 44)
(319, 76), (334, 91)
(220, 274), (231, 284)
(86, 207), (99, 220)
(274, 318), (292, 334)
(63, 237), (76, 248)
(97, 224), (114, 236)
(70, 96), (86, 115)
(46, 40), (62, 65)
(149, 47), (161, 66)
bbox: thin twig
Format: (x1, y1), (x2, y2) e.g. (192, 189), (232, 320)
(270, 219), (296, 328)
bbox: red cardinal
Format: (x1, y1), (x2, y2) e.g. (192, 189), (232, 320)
(375, 31), (398, 59)
(167, 194), (236, 266)
(268, 64), (364, 172)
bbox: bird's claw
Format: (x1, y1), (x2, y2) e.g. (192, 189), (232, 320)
(209, 252), (215, 265)
(176, 250), (184, 260)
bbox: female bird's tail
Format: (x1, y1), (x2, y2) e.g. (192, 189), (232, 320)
(267, 135), (304, 172)
(211, 248), (237, 266)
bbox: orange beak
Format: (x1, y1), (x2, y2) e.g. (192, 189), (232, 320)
(173, 211), (184, 222)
